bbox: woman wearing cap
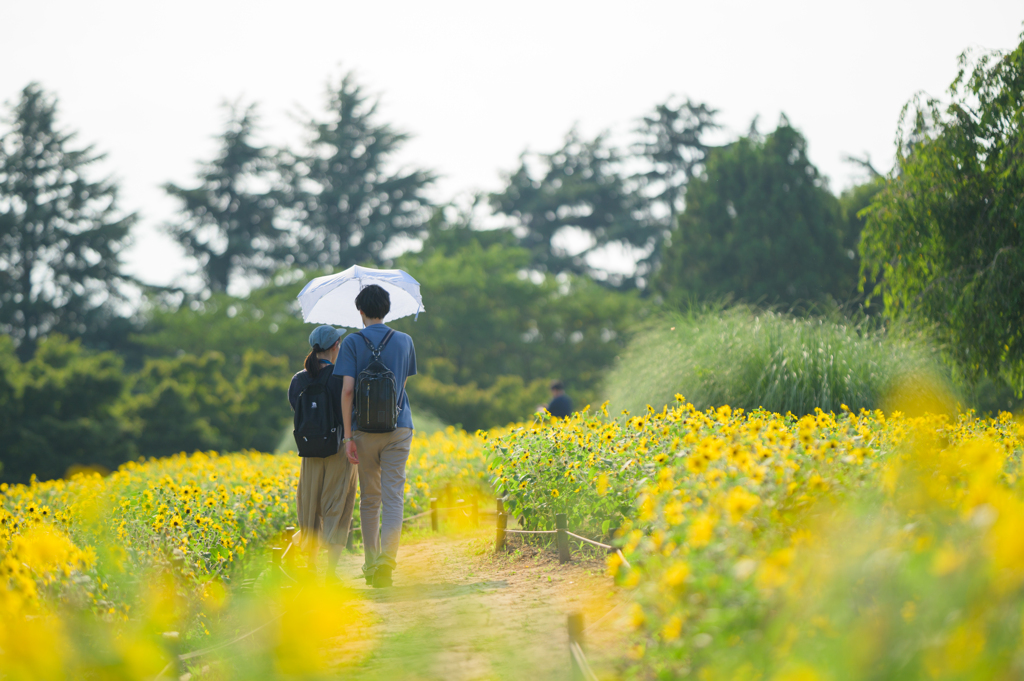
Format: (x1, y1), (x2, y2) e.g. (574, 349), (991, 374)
(288, 325), (357, 582)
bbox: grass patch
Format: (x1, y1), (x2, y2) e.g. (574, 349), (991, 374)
(606, 306), (951, 416)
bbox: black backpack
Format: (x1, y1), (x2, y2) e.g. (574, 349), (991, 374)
(355, 329), (400, 433)
(292, 366), (342, 457)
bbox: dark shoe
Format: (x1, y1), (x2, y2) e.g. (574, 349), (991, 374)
(371, 565), (393, 588)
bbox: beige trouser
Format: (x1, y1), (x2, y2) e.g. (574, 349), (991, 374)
(355, 427), (414, 572)
(296, 452), (357, 553)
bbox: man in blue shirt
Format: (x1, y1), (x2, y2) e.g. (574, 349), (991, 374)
(336, 284), (417, 588)
(546, 380), (573, 418)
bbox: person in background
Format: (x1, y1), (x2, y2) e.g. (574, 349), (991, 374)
(288, 325), (357, 583)
(546, 380), (573, 418)
(338, 285), (417, 588)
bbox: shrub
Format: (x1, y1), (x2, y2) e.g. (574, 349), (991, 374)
(0, 335), (136, 483)
(606, 306), (951, 416)
(125, 349), (291, 458)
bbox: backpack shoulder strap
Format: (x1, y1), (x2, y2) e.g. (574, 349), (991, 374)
(315, 363), (334, 385)
(354, 331), (373, 350)
(300, 365), (332, 393)
(295, 366), (331, 406)
(356, 329), (395, 359)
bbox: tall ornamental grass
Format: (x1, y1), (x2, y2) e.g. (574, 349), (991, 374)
(606, 307), (951, 416)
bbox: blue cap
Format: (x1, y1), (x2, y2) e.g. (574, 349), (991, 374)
(309, 325), (343, 349)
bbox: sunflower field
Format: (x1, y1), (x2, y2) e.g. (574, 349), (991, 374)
(405, 426), (495, 513)
(0, 428), (492, 679)
(489, 394), (1024, 679)
(8, 393), (1024, 681)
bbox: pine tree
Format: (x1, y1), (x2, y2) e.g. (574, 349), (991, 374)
(0, 83), (136, 359)
(490, 128), (654, 288)
(281, 74), (436, 268)
(634, 97), (718, 235)
(164, 102), (283, 293)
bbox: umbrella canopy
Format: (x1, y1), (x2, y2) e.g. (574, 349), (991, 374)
(297, 265), (425, 328)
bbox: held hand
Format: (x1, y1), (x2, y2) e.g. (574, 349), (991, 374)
(345, 439), (358, 464)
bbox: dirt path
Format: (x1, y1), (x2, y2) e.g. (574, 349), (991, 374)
(331, 526), (633, 680)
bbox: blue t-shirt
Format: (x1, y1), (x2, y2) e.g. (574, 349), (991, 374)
(335, 324), (417, 430)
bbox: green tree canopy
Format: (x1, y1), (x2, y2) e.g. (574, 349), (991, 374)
(655, 118), (855, 307)
(490, 128), (654, 288)
(136, 218), (638, 434)
(0, 335), (135, 483)
(0, 330), (292, 481)
(280, 73), (436, 269)
(861, 34), (1024, 392)
(164, 102), (285, 294)
(135, 270), (310, 367)
(838, 168), (884, 308)
(389, 218), (638, 428)
(125, 349), (290, 458)
(0, 83), (136, 359)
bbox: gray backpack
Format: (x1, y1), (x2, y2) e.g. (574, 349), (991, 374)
(354, 330), (399, 433)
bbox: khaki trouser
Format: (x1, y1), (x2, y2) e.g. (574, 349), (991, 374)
(355, 427), (414, 572)
(296, 451), (357, 553)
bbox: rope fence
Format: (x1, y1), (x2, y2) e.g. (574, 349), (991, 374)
(568, 612), (601, 681)
(354, 494), (629, 678)
(492, 497), (634, 678)
(582, 588), (639, 635)
(570, 641), (600, 681)
(398, 498), (482, 532)
(564, 531), (611, 549)
(159, 496), (627, 681)
(344, 499), (480, 547)
(153, 538), (306, 680)
(493, 499), (631, 570)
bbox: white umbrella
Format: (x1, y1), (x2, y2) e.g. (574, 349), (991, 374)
(297, 265), (425, 328)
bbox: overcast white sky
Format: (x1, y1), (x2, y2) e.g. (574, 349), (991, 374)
(4, 0), (1022, 288)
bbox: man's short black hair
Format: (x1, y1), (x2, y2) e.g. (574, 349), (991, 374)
(550, 380), (565, 391)
(355, 284), (391, 319)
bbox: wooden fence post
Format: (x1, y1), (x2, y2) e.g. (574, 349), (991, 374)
(556, 513), (570, 563)
(283, 526), (296, 569)
(430, 498), (439, 532)
(271, 546), (283, 566)
(495, 498), (507, 552)
(568, 612), (585, 681)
